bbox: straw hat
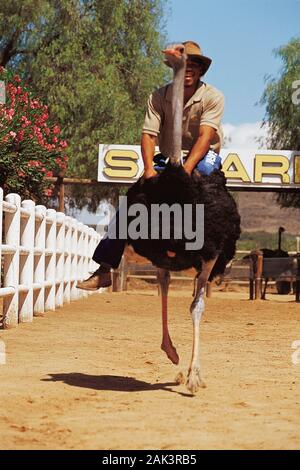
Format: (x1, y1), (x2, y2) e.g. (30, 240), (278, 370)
(183, 41), (212, 75)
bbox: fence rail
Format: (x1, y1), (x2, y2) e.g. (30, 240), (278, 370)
(0, 188), (101, 328)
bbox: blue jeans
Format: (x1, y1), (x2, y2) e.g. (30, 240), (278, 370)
(92, 234), (125, 269)
(153, 150), (222, 175)
(92, 151), (222, 268)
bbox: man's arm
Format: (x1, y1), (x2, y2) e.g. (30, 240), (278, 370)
(183, 125), (217, 176)
(141, 133), (158, 179)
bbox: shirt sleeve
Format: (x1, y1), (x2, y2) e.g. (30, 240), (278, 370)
(200, 89), (225, 131)
(142, 90), (163, 136)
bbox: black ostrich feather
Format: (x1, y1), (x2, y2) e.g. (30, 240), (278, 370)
(126, 164), (241, 280)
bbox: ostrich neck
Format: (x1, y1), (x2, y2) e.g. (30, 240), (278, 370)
(168, 65), (185, 165)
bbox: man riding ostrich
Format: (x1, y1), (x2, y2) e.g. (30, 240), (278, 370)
(78, 41), (241, 394)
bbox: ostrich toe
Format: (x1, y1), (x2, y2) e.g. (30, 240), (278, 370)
(161, 337), (179, 365)
(186, 368), (206, 394)
(175, 371), (186, 385)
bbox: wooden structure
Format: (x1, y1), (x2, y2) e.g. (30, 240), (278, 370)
(111, 259), (213, 296)
(249, 250), (300, 301)
(111, 253), (300, 302)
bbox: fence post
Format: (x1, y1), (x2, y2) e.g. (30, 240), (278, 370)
(206, 281), (212, 298)
(77, 222), (84, 281)
(123, 257), (128, 291)
(296, 253), (300, 303)
(77, 222), (88, 298)
(251, 250), (263, 300)
(83, 226), (89, 284)
(55, 212), (65, 308)
(3, 193), (21, 328)
(79, 224), (88, 298)
(70, 218), (79, 300)
(89, 229), (100, 275)
(45, 209), (56, 311)
(63, 216), (72, 303)
(248, 255), (254, 300)
(112, 257), (125, 292)
(34, 205), (46, 316)
(19, 199), (35, 323)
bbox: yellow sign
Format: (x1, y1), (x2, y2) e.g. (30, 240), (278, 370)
(98, 144), (300, 189)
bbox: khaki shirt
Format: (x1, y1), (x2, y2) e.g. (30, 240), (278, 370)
(142, 81), (224, 154)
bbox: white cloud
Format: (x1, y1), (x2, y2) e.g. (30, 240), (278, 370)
(223, 121), (269, 149)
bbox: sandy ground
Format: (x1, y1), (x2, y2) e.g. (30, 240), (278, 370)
(0, 288), (300, 450)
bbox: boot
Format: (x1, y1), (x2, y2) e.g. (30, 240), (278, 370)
(76, 264), (112, 291)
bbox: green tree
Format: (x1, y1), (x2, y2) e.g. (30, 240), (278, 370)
(0, 0), (169, 210)
(261, 37), (300, 208)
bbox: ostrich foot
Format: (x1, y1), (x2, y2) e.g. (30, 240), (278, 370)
(161, 337), (179, 365)
(175, 371), (185, 385)
(186, 368), (206, 394)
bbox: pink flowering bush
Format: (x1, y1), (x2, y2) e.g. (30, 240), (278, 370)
(0, 66), (68, 202)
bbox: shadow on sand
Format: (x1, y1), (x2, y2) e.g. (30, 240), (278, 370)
(42, 373), (192, 397)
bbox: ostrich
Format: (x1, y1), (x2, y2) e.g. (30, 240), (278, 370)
(260, 226), (289, 299)
(126, 43), (241, 394)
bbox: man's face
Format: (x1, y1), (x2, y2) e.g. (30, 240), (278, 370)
(184, 59), (202, 88)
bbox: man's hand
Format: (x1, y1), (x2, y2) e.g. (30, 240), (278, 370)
(143, 167), (158, 179)
(183, 162), (193, 176)
(183, 125), (217, 176)
(141, 133), (157, 180)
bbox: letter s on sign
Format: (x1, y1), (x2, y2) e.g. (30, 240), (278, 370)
(103, 149), (139, 179)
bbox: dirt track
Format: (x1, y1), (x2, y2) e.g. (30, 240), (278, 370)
(0, 289), (300, 450)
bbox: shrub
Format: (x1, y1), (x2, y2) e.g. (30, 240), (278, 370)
(0, 66), (68, 203)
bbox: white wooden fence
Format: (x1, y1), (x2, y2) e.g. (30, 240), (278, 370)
(0, 188), (101, 329)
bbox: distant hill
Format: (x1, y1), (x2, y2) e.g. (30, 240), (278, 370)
(236, 192), (300, 235)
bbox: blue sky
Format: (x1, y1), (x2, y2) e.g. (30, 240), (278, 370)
(165, 0), (300, 124)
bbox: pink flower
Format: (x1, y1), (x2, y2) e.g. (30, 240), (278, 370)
(7, 84), (17, 95)
(18, 171), (25, 177)
(13, 75), (21, 83)
(59, 140), (68, 148)
(5, 108), (15, 120)
(17, 130), (25, 141)
(52, 125), (60, 135)
(30, 99), (40, 109)
(44, 188), (53, 197)
(21, 116), (31, 127)
(28, 160), (41, 168)
(9, 131), (16, 138)
(19, 92), (29, 104)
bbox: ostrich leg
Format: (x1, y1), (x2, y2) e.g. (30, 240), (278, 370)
(157, 268), (179, 365)
(186, 257), (218, 394)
